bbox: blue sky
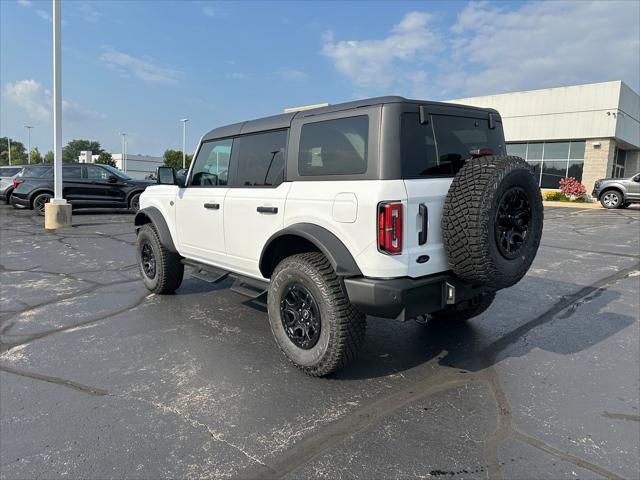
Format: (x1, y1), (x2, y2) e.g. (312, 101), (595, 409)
(2, 0), (639, 156)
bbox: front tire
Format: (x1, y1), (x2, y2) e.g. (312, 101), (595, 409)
(429, 292), (496, 324)
(600, 190), (622, 209)
(136, 224), (184, 294)
(267, 252), (366, 377)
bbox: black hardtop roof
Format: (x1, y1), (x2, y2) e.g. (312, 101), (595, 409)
(201, 96), (498, 142)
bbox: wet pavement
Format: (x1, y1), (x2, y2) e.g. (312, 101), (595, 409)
(1, 204), (638, 479)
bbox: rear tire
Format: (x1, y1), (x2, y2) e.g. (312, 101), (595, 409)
(600, 190), (622, 209)
(129, 193), (141, 212)
(136, 224), (184, 294)
(267, 252), (366, 377)
(33, 192), (52, 216)
(429, 292), (496, 324)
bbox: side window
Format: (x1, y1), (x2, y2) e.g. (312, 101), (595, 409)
(298, 116), (368, 176)
(431, 115), (505, 176)
(233, 130), (287, 187)
(401, 113), (438, 178)
(190, 139), (233, 187)
(62, 165), (82, 179)
(85, 165), (110, 180)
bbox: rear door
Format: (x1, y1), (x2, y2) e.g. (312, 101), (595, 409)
(223, 129), (289, 278)
(401, 107), (505, 277)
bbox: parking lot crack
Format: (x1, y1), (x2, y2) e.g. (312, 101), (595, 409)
(0, 364), (108, 396)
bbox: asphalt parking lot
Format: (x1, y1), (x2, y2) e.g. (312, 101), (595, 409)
(1, 204), (639, 480)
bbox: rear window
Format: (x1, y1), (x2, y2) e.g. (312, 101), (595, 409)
(233, 130), (287, 187)
(298, 116), (368, 176)
(1, 167), (22, 177)
(401, 113), (505, 178)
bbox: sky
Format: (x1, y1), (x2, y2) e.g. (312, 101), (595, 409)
(1, 0), (639, 157)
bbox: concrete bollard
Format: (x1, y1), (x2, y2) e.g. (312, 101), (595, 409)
(44, 201), (72, 229)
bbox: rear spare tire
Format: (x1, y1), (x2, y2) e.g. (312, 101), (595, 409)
(441, 156), (543, 289)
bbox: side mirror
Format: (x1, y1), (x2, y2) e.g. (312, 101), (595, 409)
(157, 166), (177, 185)
(108, 175), (118, 183)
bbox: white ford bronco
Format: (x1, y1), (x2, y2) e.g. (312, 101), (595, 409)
(135, 96), (543, 376)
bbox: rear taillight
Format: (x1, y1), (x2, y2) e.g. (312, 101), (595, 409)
(378, 202), (403, 254)
(13, 179), (23, 189)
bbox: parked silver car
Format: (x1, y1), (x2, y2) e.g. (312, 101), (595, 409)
(0, 165), (25, 204)
(592, 172), (640, 209)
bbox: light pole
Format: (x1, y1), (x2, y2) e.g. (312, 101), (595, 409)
(45, 0), (71, 229)
(7, 137), (11, 165)
(180, 118), (188, 169)
(25, 125), (34, 164)
(120, 132), (128, 173)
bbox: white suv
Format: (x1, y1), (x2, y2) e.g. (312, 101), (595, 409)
(135, 96), (544, 376)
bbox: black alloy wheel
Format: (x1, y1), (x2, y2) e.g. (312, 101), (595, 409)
(33, 193), (52, 215)
(280, 282), (321, 349)
(140, 240), (157, 279)
(494, 186), (531, 259)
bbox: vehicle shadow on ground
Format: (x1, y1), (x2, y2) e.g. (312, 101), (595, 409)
(333, 280), (633, 380)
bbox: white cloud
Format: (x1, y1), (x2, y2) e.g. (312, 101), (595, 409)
(100, 47), (183, 85)
(2, 79), (50, 121)
(275, 68), (309, 82)
(322, 11), (440, 89)
(2, 79), (106, 123)
(202, 5), (215, 17)
(17, 0), (31, 6)
(35, 9), (50, 21)
(322, 2), (640, 99)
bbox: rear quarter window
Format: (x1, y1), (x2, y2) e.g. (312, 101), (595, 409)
(298, 116), (368, 176)
(401, 113), (505, 178)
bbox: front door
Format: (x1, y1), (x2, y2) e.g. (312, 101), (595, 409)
(223, 129), (290, 278)
(84, 164), (126, 205)
(175, 138), (233, 264)
(628, 173), (640, 200)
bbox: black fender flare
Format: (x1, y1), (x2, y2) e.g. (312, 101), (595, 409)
(134, 207), (177, 252)
(259, 223), (362, 278)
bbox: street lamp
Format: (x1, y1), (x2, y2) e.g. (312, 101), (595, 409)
(180, 118), (189, 169)
(120, 132), (128, 173)
(24, 125), (34, 164)
(7, 137), (11, 166)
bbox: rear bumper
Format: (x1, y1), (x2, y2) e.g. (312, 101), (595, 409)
(344, 272), (492, 321)
(10, 195), (30, 208)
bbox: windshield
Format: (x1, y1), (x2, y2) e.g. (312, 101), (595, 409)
(100, 164), (132, 180)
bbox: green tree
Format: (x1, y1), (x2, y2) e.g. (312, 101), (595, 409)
(95, 151), (116, 167)
(163, 149), (193, 170)
(0, 137), (26, 165)
(44, 150), (54, 163)
(29, 147), (43, 164)
(62, 139), (104, 163)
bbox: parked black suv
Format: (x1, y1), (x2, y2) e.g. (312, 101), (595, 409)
(11, 163), (153, 215)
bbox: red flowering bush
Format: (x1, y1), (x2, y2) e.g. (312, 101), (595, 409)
(559, 177), (587, 198)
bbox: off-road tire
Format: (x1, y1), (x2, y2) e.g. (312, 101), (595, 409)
(136, 224), (184, 294)
(267, 252), (366, 377)
(442, 155), (543, 289)
(600, 190), (623, 209)
(430, 291), (496, 324)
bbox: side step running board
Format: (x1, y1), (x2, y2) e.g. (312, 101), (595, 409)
(230, 276), (268, 299)
(182, 259), (229, 283)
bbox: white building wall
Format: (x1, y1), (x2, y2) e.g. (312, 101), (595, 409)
(111, 153), (163, 180)
(448, 81), (638, 147)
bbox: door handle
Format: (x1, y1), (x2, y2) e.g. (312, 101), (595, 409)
(418, 203), (428, 245)
(257, 206), (278, 214)
(204, 202), (220, 210)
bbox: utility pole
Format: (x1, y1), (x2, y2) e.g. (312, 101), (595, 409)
(25, 125), (34, 164)
(120, 132), (128, 173)
(7, 137), (11, 165)
(180, 118), (189, 169)
(45, 0), (71, 229)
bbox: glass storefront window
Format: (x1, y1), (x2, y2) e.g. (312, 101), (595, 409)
(569, 141), (585, 159)
(567, 160), (584, 182)
(507, 143), (527, 158)
(543, 142), (570, 159)
(541, 160), (567, 188)
(527, 142), (543, 160)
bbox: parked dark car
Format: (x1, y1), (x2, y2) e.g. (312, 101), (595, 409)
(0, 165), (26, 204)
(11, 163), (153, 215)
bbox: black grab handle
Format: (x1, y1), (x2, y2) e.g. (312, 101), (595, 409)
(418, 203), (428, 245)
(257, 206), (278, 214)
(203, 203), (220, 210)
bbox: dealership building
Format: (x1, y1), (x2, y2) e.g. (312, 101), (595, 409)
(449, 81), (640, 192)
